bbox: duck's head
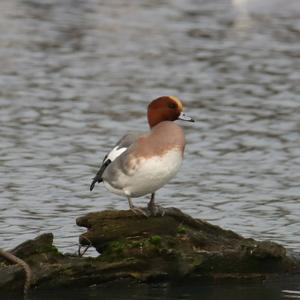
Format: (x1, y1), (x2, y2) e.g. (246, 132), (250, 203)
(147, 96), (194, 128)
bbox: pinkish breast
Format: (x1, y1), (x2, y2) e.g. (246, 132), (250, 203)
(130, 121), (185, 160)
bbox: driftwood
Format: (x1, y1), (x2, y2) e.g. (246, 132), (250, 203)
(1, 208), (299, 295)
(0, 249), (32, 294)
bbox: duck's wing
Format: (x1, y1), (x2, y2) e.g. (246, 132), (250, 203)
(90, 131), (142, 191)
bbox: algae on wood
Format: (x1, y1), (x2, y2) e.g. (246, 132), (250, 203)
(0, 208), (299, 295)
(77, 208), (295, 278)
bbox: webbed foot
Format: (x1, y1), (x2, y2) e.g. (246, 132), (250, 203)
(130, 206), (151, 217)
(147, 202), (166, 217)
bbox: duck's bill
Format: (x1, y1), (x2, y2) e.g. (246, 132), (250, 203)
(178, 112), (195, 122)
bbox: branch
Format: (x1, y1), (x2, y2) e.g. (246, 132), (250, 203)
(0, 248), (32, 294)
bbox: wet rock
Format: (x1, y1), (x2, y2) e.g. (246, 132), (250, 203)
(0, 208), (299, 295)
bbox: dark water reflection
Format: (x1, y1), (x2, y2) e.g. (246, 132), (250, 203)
(4, 275), (300, 300)
(1, 0), (300, 291)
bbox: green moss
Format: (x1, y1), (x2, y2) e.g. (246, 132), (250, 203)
(177, 225), (187, 234)
(110, 241), (125, 254)
(49, 245), (60, 254)
(128, 241), (143, 249)
(149, 235), (162, 246)
(33, 243), (60, 256)
(0, 261), (8, 268)
(192, 254), (204, 267)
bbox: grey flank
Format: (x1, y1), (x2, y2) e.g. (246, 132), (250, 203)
(90, 131), (143, 191)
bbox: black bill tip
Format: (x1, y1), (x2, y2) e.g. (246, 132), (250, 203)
(178, 112), (195, 122)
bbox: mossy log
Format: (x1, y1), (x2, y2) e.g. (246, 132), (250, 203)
(1, 208), (299, 295)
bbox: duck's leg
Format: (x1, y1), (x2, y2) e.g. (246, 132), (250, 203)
(147, 193), (166, 216)
(127, 197), (150, 217)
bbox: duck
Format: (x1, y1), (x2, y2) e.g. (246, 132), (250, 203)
(90, 96), (194, 216)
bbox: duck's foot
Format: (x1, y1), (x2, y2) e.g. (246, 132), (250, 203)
(130, 205), (165, 217)
(147, 202), (166, 217)
(127, 196), (166, 217)
(145, 193), (166, 217)
(130, 206), (151, 217)
(128, 197), (150, 217)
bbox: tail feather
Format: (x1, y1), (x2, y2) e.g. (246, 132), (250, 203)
(90, 176), (103, 191)
(90, 159), (111, 191)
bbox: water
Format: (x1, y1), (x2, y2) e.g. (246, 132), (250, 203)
(1, 0), (300, 298)
(3, 275), (300, 300)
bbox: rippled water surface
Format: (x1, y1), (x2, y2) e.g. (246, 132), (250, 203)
(5, 275), (300, 300)
(1, 0), (300, 270)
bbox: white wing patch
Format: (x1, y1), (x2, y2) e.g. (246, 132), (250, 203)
(104, 146), (127, 163)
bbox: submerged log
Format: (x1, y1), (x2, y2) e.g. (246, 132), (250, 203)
(0, 208), (299, 294)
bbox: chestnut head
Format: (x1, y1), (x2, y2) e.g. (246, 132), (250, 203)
(147, 96), (194, 128)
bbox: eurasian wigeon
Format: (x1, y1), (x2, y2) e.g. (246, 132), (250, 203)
(90, 96), (194, 216)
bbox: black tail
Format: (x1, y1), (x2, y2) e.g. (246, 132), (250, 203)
(90, 176), (103, 191)
(90, 159), (111, 191)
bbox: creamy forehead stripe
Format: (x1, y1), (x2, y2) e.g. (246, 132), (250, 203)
(169, 96), (183, 110)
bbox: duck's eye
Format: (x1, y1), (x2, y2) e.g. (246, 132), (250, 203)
(168, 102), (177, 109)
